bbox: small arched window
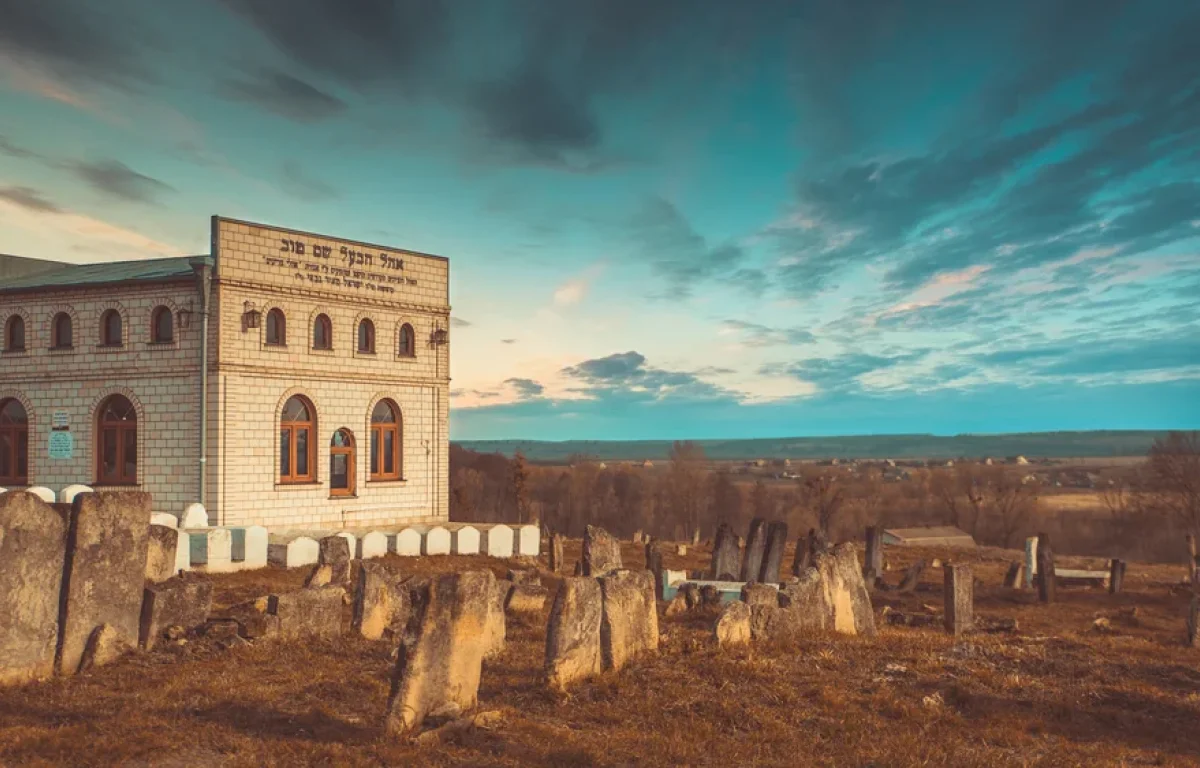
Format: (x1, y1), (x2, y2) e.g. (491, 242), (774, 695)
(398, 323), (416, 357)
(370, 399), (401, 481)
(151, 306), (173, 343)
(330, 429), (356, 497)
(96, 394), (137, 485)
(358, 319), (375, 354)
(100, 309), (123, 347)
(280, 395), (315, 483)
(52, 312), (73, 349)
(266, 308), (286, 346)
(313, 314), (332, 350)
(0, 398), (29, 486)
(4, 315), (25, 352)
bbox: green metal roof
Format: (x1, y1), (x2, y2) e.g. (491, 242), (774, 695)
(0, 255), (210, 294)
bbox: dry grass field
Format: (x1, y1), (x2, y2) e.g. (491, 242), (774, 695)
(1, 540), (1198, 767)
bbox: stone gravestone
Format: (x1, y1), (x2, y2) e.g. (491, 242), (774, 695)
(740, 518), (768, 582)
(450, 526), (480, 556)
(583, 525), (622, 577)
(483, 578), (510, 659)
(710, 522), (741, 581)
(644, 539), (665, 600)
(1003, 561), (1024, 589)
(598, 569), (659, 672)
(1024, 536), (1037, 588)
(0, 491), (68, 687)
(392, 529), (422, 557)
(713, 601), (751, 648)
(358, 531), (390, 559)
(1108, 559), (1126, 595)
(1036, 532), (1056, 603)
(139, 577), (213, 650)
(943, 563), (973, 636)
(58, 491), (152, 675)
(268, 535), (319, 568)
(319, 535), (352, 586)
(352, 562), (411, 641)
(816, 543), (877, 637)
(760, 521), (789, 583)
(269, 585), (345, 640)
(145, 523), (181, 583)
(863, 526), (884, 586)
(482, 525), (514, 558)
(385, 571), (495, 736)
(423, 527), (451, 556)
(549, 533), (565, 574)
(545, 577), (604, 691)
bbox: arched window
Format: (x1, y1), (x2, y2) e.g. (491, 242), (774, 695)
(330, 429), (356, 497)
(266, 308), (286, 346)
(151, 306), (173, 343)
(358, 319), (375, 354)
(398, 323), (415, 357)
(370, 399), (401, 481)
(280, 395), (315, 483)
(52, 312), (73, 349)
(100, 309), (123, 347)
(0, 398), (29, 486)
(4, 316), (25, 352)
(96, 394), (137, 485)
(313, 314), (332, 350)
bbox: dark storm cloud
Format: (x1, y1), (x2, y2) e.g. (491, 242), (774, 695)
(279, 162), (339, 202)
(561, 350), (733, 402)
(0, 0), (151, 86)
(71, 160), (174, 204)
(504, 378), (545, 399)
(0, 186), (62, 214)
(221, 69), (346, 122)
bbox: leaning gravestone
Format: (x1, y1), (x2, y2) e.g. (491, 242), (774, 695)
(352, 562), (410, 641)
(483, 578), (510, 659)
(760, 521), (789, 583)
(139, 577), (213, 650)
(710, 522), (741, 581)
(644, 540), (665, 600)
(740, 518), (768, 582)
(583, 525), (622, 577)
(545, 577), (604, 690)
(145, 523), (181, 583)
(0, 491), (68, 687)
(318, 535), (352, 586)
(598, 569), (659, 672)
(815, 543), (877, 637)
(58, 491), (151, 675)
(385, 570), (495, 737)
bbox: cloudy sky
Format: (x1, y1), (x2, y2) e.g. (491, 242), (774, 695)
(2, 0), (1198, 440)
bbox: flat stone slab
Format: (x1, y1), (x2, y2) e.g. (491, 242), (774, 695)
(0, 491), (68, 687)
(139, 577), (213, 650)
(269, 586), (345, 641)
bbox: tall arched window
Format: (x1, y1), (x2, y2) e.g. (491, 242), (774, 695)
(96, 394), (137, 485)
(313, 314), (332, 350)
(52, 312), (73, 349)
(0, 398), (29, 486)
(370, 399), (401, 481)
(330, 429), (356, 497)
(280, 395), (315, 483)
(266, 308), (286, 346)
(358, 319), (375, 354)
(4, 316), (25, 352)
(100, 309), (123, 347)
(151, 306), (173, 343)
(398, 323), (415, 357)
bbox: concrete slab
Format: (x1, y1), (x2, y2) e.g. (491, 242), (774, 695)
(173, 528), (190, 573)
(150, 512), (178, 529)
(267, 535), (319, 568)
(422, 526), (451, 556)
(482, 525), (514, 558)
(452, 526), (481, 555)
(25, 486), (55, 504)
(516, 525), (540, 557)
(391, 528), (422, 556)
(58, 484), (93, 504)
(230, 526), (268, 570)
(181, 503), (208, 529)
(358, 531), (388, 559)
(188, 528), (233, 573)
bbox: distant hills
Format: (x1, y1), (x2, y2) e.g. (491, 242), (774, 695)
(454, 430), (1170, 462)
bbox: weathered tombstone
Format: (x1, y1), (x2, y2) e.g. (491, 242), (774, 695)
(451, 526), (480, 556)
(57, 484), (93, 505)
(139, 577), (213, 650)
(483, 578), (509, 658)
(358, 530), (389, 559)
(25, 486), (56, 504)
(482, 525), (514, 558)
(318, 535), (352, 586)
(1108, 559), (1126, 595)
(713, 601), (752, 648)
(751, 570), (827, 641)
(352, 562), (410, 641)
(223, 597), (281, 640)
(268, 585), (345, 640)
(710, 523), (741, 581)
(583, 525), (622, 577)
(180, 502), (208, 529)
(1003, 561), (1024, 589)
(598, 570), (659, 672)
(632, 530), (643, 544)
(79, 624), (131, 671)
(545, 577), (604, 690)
(385, 571), (495, 736)
(943, 564), (973, 636)
(58, 491), (152, 675)
(189, 528), (234, 573)
(741, 582), (778, 608)
(392, 528), (422, 556)
(549, 533), (565, 573)
(740, 518), (768, 582)
(506, 584), (550, 614)
(0, 491), (68, 686)
(760, 521), (788, 583)
(863, 526), (883, 586)
(145, 524), (181, 583)
(268, 535), (319, 567)
(644, 540), (665, 600)
(230, 525), (268, 571)
(792, 528), (826, 576)
(150, 512), (177, 528)
(1036, 532), (1056, 603)
(815, 543), (877, 637)
(516, 525), (540, 556)
(423, 526), (451, 556)
(897, 560), (925, 594)
(172, 527), (191, 574)
(1024, 536), (1038, 589)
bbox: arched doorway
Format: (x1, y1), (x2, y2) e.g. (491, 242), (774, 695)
(0, 398), (29, 486)
(330, 429), (356, 497)
(96, 394), (137, 485)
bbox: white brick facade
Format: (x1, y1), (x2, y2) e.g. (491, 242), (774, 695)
(0, 217), (451, 530)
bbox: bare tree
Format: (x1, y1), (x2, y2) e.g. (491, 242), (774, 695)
(668, 441), (708, 539)
(1143, 431), (1200, 537)
(802, 473), (846, 538)
(508, 451), (531, 524)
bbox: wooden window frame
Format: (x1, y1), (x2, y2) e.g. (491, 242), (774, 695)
(4, 316), (25, 352)
(51, 312), (73, 349)
(95, 395), (137, 486)
(151, 306), (174, 343)
(0, 398), (29, 486)
(312, 314), (332, 350)
(398, 323), (416, 358)
(266, 308), (287, 346)
(369, 400), (402, 482)
(100, 309), (123, 347)
(358, 319), (375, 354)
(279, 396), (316, 484)
(329, 429), (356, 497)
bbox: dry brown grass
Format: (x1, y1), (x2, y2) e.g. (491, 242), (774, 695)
(2, 541), (1199, 767)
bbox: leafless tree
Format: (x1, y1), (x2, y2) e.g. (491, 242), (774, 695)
(802, 473), (846, 538)
(1142, 431), (1200, 537)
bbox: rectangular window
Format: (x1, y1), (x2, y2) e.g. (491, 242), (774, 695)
(15, 432), (26, 477)
(383, 431), (395, 475)
(296, 428), (309, 477)
(0, 433), (10, 478)
(370, 432), (379, 475)
(123, 428), (137, 481)
(331, 454), (348, 489)
(280, 429), (291, 476)
(102, 429), (118, 482)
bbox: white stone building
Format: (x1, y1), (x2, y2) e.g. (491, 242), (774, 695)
(0, 217), (450, 530)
